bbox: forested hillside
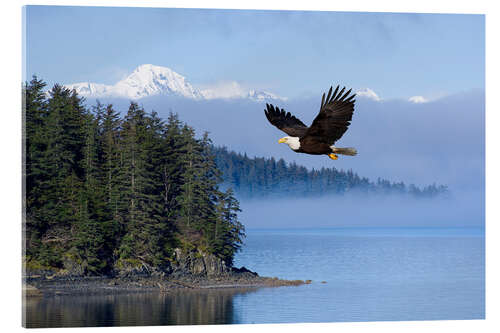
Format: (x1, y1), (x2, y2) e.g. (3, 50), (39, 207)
(24, 77), (244, 275)
(213, 147), (449, 199)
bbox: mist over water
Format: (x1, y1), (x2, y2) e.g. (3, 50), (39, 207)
(239, 190), (484, 229)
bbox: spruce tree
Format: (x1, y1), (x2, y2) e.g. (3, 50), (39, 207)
(25, 84), (87, 267)
(117, 103), (170, 268)
(162, 113), (189, 216)
(24, 76), (48, 258)
(177, 125), (204, 232)
(72, 105), (115, 274)
(100, 104), (122, 219)
(213, 189), (245, 266)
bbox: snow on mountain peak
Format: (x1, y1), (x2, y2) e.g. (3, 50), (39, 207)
(64, 65), (285, 102)
(114, 64), (203, 99)
(64, 64), (202, 100)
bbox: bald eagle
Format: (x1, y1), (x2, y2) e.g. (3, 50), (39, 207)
(265, 85), (357, 160)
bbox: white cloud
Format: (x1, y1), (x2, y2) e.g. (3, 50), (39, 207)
(408, 95), (429, 103)
(356, 88), (381, 101)
(200, 81), (287, 101)
(200, 81), (247, 99)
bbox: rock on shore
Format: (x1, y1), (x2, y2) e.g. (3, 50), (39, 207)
(23, 248), (309, 296)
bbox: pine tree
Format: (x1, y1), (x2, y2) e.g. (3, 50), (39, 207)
(162, 113), (188, 217)
(24, 84), (88, 267)
(24, 76), (48, 258)
(117, 103), (170, 268)
(72, 105), (115, 274)
(213, 189), (245, 266)
(195, 133), (224, 249)
(100, 104), (122, 219)
(177, 125), (205, 231)
(46, 88), (84, 233)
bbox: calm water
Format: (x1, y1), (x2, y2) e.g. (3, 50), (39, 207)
(24, 227), (485, 327)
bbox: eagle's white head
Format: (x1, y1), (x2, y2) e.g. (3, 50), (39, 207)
(278, 136), (301, 151)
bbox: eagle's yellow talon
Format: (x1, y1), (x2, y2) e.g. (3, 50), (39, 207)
(328, 153), (338, 160)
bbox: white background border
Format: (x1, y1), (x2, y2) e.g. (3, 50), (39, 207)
(2, 1), (497, 332)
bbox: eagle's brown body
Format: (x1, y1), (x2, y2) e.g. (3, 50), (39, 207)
(265, 85), (357, 160)
(295, 138), (332, 155)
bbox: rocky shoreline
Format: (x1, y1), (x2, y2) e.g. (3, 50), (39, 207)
(24, 267), (310, 297)
(24, 249), (310, 297)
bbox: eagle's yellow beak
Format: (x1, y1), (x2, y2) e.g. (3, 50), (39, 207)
(278, 138), (287, 144)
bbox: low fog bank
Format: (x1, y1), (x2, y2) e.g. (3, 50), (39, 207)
(238, 190), (484, 229)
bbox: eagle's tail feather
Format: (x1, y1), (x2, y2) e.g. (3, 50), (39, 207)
(332, 147), (357, 156)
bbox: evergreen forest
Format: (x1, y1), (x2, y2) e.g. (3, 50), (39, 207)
(214, 147), (449, 199)
(24, 77), (244, 275)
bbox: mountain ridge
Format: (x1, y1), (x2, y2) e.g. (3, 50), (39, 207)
(64, 64), (286, 102)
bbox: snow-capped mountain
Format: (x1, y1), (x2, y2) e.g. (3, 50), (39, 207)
(64, 64), (285, 101)
(65, 64), (203, 100)
(115, 64), (203, 99)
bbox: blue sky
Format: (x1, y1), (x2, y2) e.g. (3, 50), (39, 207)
(25, 6), (484, 100)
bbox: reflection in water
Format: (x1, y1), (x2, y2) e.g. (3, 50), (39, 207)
(24, 288), (258, 328)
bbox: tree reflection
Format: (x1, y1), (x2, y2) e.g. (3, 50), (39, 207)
(24, 288), (259, 328)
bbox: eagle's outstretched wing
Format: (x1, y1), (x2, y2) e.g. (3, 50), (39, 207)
(303, 86), (356, 144)
(264, 103), (309, 137)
